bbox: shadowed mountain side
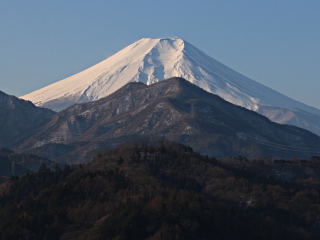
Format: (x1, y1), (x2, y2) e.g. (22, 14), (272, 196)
(0, 148), (56, 183)
(0, 91), (55, 148)
(17, 78), (320, 164)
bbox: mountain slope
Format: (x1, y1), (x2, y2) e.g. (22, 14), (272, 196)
(0, 148), (56, 183)
(20, 37), (320, 135)
(18, 78), (320, 164)
(0, 90), (55, 148)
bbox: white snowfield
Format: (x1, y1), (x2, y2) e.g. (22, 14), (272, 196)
(21, 37), (320, 135)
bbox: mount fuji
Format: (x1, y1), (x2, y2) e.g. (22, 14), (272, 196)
(21, 38), (320, 135)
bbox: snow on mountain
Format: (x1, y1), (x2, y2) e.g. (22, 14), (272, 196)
(20, 37), (320, 135)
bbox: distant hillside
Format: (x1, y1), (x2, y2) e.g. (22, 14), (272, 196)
(18, 77), (320, 164)
(0, 149), (30, 183)
(1, 140), (320, 239)
(0, 90), (55, 148)
(0, 148), (56, 183)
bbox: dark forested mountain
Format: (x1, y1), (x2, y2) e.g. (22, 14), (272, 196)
(17, 77), (320, 164)
(0, 148), (30, 183)
(0, 148), (56, 183)
(0, 90), (55, 148)
(1, 140), (320, 239)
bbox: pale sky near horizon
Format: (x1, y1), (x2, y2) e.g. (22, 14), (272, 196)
(0, 0), (319, 109)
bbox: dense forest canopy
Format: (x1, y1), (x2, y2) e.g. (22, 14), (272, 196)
(1, 139), (320, 239)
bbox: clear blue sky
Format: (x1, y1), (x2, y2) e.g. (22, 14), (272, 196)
(1, 0), (319, 109)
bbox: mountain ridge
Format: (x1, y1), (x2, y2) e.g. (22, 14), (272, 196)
(17, 77), (320, 164)
(20, 38), (320, 136)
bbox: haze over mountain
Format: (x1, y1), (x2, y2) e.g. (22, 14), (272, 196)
(21, 38), (320, 136)
(18, 78), (320, 164)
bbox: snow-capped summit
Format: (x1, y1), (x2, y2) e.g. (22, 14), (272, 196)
(21, 37), (320, 135)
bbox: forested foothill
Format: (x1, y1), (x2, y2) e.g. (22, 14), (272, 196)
(0, 148), (56, 183)
(1, 139), (320, 239)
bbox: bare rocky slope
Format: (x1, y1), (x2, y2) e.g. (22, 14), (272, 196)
(17, 78), (320, 164)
